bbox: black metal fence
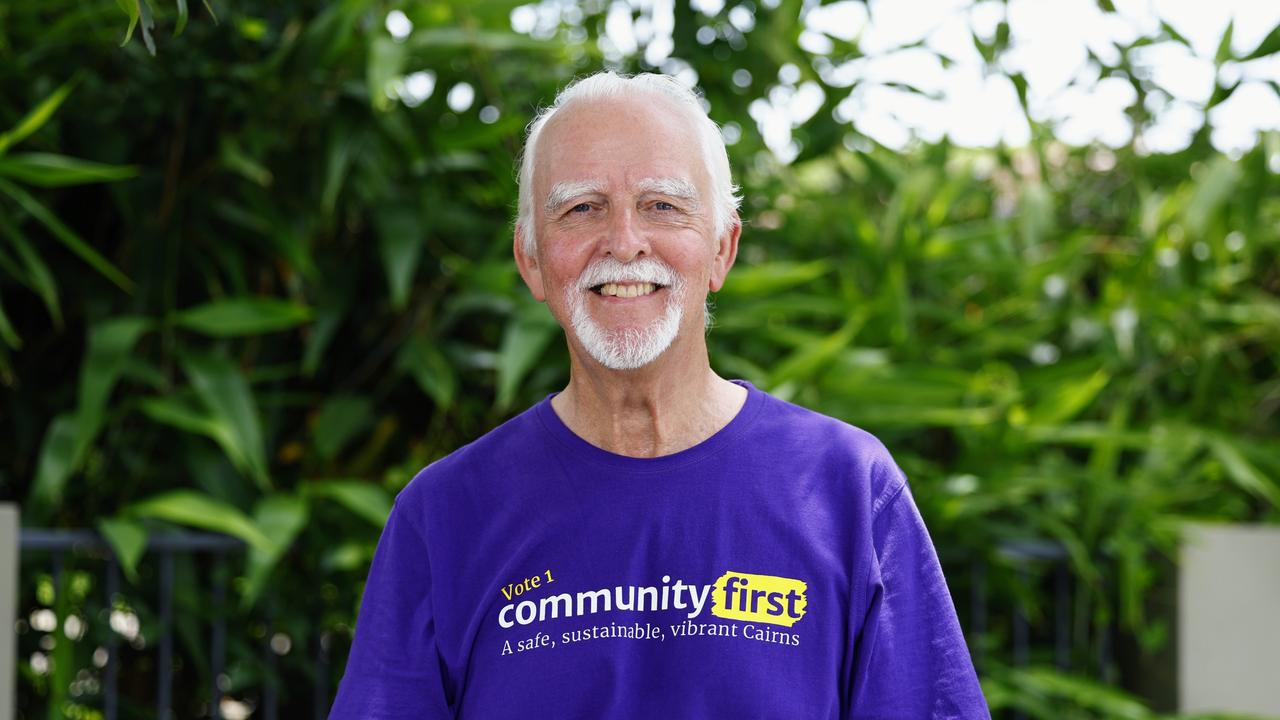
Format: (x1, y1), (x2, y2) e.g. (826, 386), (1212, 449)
(12, 528), (1106, 719)
(16, 528), (333, 720)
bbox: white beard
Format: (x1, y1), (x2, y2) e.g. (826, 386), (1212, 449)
(566, 257), (687, 371)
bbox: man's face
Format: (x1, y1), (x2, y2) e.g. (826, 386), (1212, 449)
(516, 95), (738, 371)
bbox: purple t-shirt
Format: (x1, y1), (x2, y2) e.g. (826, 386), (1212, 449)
(330, 380), (989, 719)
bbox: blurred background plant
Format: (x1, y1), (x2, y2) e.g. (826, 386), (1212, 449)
(1, 0), (1277, 717)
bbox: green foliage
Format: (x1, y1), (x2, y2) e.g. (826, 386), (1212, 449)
(3, 0), (1277, 717)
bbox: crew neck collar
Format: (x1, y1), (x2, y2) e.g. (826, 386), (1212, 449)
(533, 379), (764, 473)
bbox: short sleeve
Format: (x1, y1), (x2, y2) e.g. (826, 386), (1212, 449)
(330, 501), (453, 719)
(845, 468), (990, 719)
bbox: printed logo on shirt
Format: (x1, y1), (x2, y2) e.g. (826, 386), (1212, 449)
(710, 571), (807, 627)
(495, 568), (807, 656)
(496, 569), (807, 629)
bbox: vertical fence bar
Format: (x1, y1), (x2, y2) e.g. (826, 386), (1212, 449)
(105, 558), (120, 720)
(211, 554), (226, 720)
(157, 550), (174, 720)
(263, 618), (278, 720)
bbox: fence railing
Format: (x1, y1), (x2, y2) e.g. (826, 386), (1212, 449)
(4, 503), (335, 720)
(4, 502), (1103, 719)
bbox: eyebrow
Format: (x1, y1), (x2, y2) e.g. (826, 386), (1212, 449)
(635, 177), (700, 208)
(544, 180), (604, 213)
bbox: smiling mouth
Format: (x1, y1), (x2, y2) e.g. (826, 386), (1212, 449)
(590, 282), (665, 298)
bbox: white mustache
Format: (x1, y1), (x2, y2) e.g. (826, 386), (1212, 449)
(575, 257), (681, 290)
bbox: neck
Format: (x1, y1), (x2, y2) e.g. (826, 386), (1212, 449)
(551, 339), (747, 458)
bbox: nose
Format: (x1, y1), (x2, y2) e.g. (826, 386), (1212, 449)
(602, 207), (650, 263)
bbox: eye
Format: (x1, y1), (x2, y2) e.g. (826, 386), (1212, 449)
(654, 201), (677, 211)
(568, 202), (592, 214)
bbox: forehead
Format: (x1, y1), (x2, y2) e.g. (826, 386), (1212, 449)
(534, 95), (708, 193)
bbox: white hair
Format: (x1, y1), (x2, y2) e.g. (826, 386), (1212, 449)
(516, 71), (742, 257)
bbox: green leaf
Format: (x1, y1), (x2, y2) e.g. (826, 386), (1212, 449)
(139, 394), (222, 436)
(116, 0), (140, 46)
(375, 206), (423, 310)
(1214, 18), (1235, 66)
(717, 260), (832, 297)
(313, 394), (375, 461)
(0, 78), (78, 156)
(304, 480), (392, 527)
(0, 153), (139, 187)
(1182, 156), (1239, 237)
(1028, 368), (1109, 426)
(180, 352), (271, 489)
(495, 305), (558, 411)
(368, 36), (407, 112)
(27, 317), (149, 518)
(127, 490), (272, 551)
(1209, 435), (1280, 508)
(0, 177), (135, 293)
(78, 316), (150, 431)
(0, 296), (18, 348)
(1160, 21), (1191, 49)
(174, 298), (312, 336)
(137, 0), (157, 55)
(175, 0), (189, 35)
(1242, 24), (1280, 60)
(397, 336), (456, 409)
(241, 494), (309, 608)
(29, 415), (77, 517)
(1207, 80), (1241, 110)
(0, 211), (61, 326)
(98, 517), (147, 583)
(769, 312), (864, 387)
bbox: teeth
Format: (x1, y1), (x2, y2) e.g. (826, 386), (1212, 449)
(599, 282), (657, 297)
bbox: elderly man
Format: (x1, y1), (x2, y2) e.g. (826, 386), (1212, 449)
(330, 72), (989, 719)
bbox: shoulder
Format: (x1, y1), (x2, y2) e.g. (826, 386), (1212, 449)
(752, 388), (907, 506)
(394, 398), (549, 512)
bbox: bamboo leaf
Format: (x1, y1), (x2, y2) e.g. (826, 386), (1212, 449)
(717, 260), (831, 297)
(1209, 435), (1280, 508)
(397, 336), (456, 409)
(769, 312), (864, 387)
(313, 394), (374, 461)
(375, 206), (423, 310)
(241, 494), (309, 608)
(116, 0), (141, 46)
(0, 296), (19, 348)
(0, 78), (78, 156)
(1028, 368), (1110, 426)
(175, 0), (189, 36)
(0, 210), (62, 326)
(0, 177), (135, 293)
(0, 153), (139, 187)
(127, 490), (272, 551)
(27, 317), (149, 518)
(180, 352), (271, 489)
(174, 298), (312, 336)
(495, 305), (558, 411)
(138, 0), (156, 55)
(304, 480), (392, 527)
(98, 517), (147, 583)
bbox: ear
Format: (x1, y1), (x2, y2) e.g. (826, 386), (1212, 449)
(708, 212), (741, 293)
(514, 224), (547, 302)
